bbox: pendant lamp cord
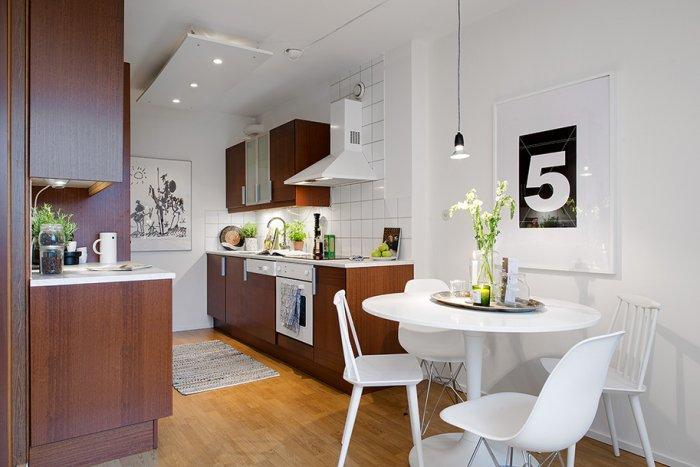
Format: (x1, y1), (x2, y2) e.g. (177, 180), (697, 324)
(457, 0), (461, 132)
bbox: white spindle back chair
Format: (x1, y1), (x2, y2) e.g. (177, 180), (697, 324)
(333, 290), (425, 466)
(607, 294), (660, 391)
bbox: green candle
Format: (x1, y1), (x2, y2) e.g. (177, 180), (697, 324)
(479, 284), (491, 306)
(471, 284), (491, 306)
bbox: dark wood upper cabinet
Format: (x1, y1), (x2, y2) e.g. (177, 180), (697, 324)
(225, 143), (246, 210)
(29, 0), (124, 182)
(227, 119), (330, 213)
(207, 254), (226, 322)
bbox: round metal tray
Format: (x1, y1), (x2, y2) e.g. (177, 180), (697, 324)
(430, 291), (545, 313)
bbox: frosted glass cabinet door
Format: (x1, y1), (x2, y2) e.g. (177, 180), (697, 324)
(245, 139), (257, 204)
(256, 134), (271, 203)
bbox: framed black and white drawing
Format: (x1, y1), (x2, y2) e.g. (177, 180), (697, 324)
(495, 74), (616, 273)
(130, 156), (192, 251)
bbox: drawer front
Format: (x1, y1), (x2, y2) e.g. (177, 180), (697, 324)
(246, 259), (276, 276)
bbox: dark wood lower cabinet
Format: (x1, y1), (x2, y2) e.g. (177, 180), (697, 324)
(209, 254), (413, 393)
(207, 254), (226, 322)
(29, 279), (172, 464)
(225, 256), (245, 328)
(242, 272), (276, 344)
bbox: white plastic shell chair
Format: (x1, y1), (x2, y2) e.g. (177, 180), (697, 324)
(541, 295), (659, 466)
(441, 331), (624, 467)
(399, 279), (466, 432)
(333, 290), (424, 467)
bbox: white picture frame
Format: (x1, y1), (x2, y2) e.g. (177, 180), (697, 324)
(130, 156), (192, 251)
(494, 74), (617, 274)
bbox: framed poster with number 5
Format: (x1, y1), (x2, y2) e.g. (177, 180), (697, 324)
(494, 74), (616, 274)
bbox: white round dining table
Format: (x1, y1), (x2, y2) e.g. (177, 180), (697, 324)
(362, 292), (602, 467)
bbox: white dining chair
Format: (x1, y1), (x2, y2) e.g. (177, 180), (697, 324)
(441, 331), (624, 467)
(333, 290), (425, 467)
(540, 295), (659, 467)
(399, 279), (466, 433)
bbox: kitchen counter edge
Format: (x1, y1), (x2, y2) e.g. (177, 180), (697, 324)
(206, 250), (414, 269)
(31, 263), (176, 287)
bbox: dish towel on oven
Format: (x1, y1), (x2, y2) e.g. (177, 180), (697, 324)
(280, 283), (301, 334)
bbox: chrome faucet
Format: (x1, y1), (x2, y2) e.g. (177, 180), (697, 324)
(267, 217), (288, 249)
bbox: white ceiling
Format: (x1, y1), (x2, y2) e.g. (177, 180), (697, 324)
(125, 0), (518, 118)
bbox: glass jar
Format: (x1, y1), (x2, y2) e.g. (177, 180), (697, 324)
(39, 224), (65, 275)
(470, 249), (501, 304)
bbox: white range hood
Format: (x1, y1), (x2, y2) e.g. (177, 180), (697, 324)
(285, 98), (376, 187)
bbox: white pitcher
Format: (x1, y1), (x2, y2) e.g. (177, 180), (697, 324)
(93, 232), (117, 264)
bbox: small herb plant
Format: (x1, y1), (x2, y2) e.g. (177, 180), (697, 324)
(32, 203), (78, 242)
(287, 220), (307, 242)
(240, 222), (258, 239)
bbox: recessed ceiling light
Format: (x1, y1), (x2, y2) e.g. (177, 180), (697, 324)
(212, 58), (223, 65)
(172, 98), (181, 104)
(189, 82), (198, 88)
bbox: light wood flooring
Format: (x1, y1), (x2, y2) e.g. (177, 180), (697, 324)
(100, 329), (658, 466)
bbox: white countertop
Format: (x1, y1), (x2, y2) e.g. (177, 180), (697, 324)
(31, 263), (176, 287)
(206, 250), (414, 269)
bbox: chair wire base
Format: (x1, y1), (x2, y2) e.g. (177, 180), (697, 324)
(407, 360), (466, 434)
(465, 440), (564, 467)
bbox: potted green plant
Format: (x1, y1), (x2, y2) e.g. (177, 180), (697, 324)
(240, 222), (258, 251)
(287, 220), (307, 251)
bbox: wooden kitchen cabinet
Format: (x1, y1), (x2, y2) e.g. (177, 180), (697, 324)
(269, 120), (331, 207)
(225, 257), (246, 329)
(29, 280), (172, 465)
(243, 272), (276, 345)
(225, 143), (246, 210)
(29, 0), (124, 182)
(207, 254), (226, 322)
(312, 267), (347, 372)
(226, 119), (330, 213)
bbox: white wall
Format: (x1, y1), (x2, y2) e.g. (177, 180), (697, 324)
(130, 102), (252, 331)
(421, 0), (700, 464)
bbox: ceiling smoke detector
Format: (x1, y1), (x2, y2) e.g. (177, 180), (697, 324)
(284, 48), (304, 61)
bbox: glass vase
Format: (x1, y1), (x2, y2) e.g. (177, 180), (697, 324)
(470, 249), (501, 304)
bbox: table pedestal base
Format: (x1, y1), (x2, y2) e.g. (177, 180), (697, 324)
(409, 432), (538, 467)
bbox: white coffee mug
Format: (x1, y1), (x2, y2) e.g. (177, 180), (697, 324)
(93, 232), (117, 264)
(66, 241), (77, 252)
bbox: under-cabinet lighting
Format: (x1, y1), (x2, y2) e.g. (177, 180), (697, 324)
(172, 98), (181, 104)
(189, 82), (198, 88)
(212, 58), (223, 65)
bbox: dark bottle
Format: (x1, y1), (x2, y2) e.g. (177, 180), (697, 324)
(313, 213), (324, 260)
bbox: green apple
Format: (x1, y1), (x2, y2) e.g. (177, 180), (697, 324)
(378, 242), (389, 252)
(381, 250), (393, 258)
(371, 249), (382, 258)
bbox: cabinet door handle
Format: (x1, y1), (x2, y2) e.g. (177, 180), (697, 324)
(242, 186), (246, 205)
(255, 183), (260, 203)
(220, 256), (226, 277)
(243, 259), (247, 281)
(268, 180), (272, 202)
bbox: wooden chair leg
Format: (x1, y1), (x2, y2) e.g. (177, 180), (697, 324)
(566, 444), (576, 467)
(602, 393), (620, 456)
(629, 394), (655, 467)
(338, 385), (363, 467)
(406, 384), (424, 467)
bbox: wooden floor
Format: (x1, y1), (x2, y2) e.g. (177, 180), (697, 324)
(100, 329), (656, 466)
